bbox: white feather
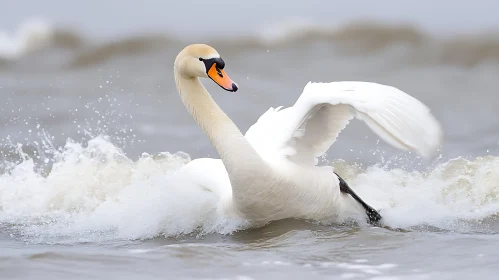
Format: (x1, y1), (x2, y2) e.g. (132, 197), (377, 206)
(245, 81), (442, 165)
(174, 45), (443, 226)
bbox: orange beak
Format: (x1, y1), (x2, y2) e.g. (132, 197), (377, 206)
(207, 64), (238, 92)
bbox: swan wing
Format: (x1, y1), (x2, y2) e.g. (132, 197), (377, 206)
(245, 81), (442, 165)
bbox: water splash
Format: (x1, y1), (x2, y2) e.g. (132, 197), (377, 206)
(0, 132), (498, 244)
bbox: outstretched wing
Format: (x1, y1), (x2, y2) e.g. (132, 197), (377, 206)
(245, 81), (442, 166)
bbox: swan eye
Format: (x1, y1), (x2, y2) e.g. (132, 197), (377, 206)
(199, 58), (204, 61)
(216, 67), (223, 78)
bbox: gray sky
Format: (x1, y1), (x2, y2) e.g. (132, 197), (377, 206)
(2, 0), (499, 38)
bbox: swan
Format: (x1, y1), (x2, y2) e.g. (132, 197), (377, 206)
(171, 43), (442, 227)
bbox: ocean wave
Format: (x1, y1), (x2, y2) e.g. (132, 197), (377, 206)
(2, 19), (499, 69)
(0, 135), (245, 244)
(68, 34), (171, 68)
(0, 18), (84, 69)
(255, 20), (426, 49)
(0, 18), (83, 60)
(0, 18), (54, 60)
(0, 134), (498, 244)
(334, 156), (499, 231)
(232, 21), (499, 67)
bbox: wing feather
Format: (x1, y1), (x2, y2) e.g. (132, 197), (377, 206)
(245, 81), (442, 166)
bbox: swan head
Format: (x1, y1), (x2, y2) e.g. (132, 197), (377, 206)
(174, 44), (238, 92)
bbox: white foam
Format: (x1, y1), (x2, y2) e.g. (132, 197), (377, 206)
(0, 135), (498, 243)
(0, 18), (54, 60)
(348, 156), (499, 230)
(0, 136), (245, 243)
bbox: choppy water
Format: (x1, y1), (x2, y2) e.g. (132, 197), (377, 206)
(1, 9), (499, 280)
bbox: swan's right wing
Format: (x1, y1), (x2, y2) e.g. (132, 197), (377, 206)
(245, 81), (442, 165)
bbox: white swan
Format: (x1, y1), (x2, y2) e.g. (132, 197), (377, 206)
(172, 44), (442, 227)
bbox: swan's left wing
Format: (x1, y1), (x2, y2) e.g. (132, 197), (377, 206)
(245, 81), (442, 166)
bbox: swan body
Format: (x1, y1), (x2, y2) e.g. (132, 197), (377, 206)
(171, 44), (442, 227)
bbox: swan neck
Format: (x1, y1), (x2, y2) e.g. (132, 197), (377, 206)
(174, 72), (263, 171)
